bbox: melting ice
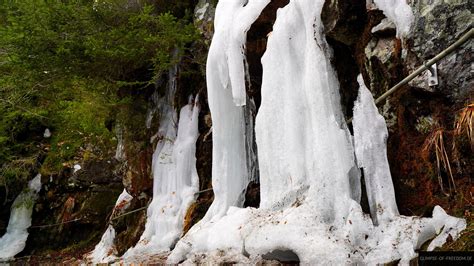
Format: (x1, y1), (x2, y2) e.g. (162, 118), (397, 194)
(0, 174), (42, 260)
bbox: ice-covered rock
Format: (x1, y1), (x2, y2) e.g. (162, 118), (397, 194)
(87, 189), (133, 263)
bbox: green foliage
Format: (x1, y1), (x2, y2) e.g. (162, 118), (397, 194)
(0, 0), (199, 181)
(1, 0), (198, 81)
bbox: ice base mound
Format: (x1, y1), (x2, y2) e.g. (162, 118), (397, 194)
(168, 203), (465, 265)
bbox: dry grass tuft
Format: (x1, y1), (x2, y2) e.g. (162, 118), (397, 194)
(422, 128), (456, 195)
(454, 103), (474, 149)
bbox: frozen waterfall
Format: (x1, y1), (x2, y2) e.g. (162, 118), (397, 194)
(167, 0), (466, 264)
(0, 174), (42, 260)
(123, 62), (201, 260)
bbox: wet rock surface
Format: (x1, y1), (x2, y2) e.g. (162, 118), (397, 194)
(408, 0), (473, 101)
(21, 160), (123, 255)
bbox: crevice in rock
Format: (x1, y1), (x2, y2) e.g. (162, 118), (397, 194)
(322, 0), (368, 122)
(359, 170), (371, 215)
(243, 181), (260, 208)
(326, 37), (361, 123)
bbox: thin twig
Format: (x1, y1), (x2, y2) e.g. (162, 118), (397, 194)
(30, 218), (82, 229)
(109, 206), (148, 221)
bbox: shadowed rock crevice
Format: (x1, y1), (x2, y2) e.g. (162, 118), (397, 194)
(246, 0), (290, 111)
(322, 0), (368, 121)
(262, 249), (300, 264)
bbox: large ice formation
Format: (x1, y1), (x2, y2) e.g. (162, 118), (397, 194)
(167, 0), (270, 261)
(196, 0), (269, 223)
(166, 0), (466, 264)
(0, 174), (42, 260)
(87, 189), (133, 263)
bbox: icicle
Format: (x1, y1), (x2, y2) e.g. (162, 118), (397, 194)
(353, 75), (399, 224)
(115, 124), (125, 161)
(167, 1), (270, 262)
(215, 0), (271, 106)
(0, 174), (41, 260)
(196, 0), (269, 222)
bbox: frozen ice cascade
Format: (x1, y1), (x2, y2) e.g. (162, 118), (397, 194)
(87, 189), (133, 263)
(122, 62), (201, 261)
(0, 174), (42, 260)
(163, 0), (466, 264)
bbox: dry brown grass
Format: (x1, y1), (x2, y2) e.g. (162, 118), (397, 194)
(422, 128), (456, 195)
(454, 103), (474, 149)
(182, 201), (199, 236)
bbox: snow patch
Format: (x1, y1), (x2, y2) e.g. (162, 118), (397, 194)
(43, 128), (51, 138)
(73, 164), (81, 173)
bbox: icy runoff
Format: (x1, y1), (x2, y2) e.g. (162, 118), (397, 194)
(87, 189), (133, 264)
(168, 0), (466, 264)
(0, 174), (42, 260)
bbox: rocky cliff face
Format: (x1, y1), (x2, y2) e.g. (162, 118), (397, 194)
(2, 0), (471, 262)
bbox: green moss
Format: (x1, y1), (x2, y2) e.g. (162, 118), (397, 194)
(439, 220), (474, 251)
(11, 190), (36, 210)
(415, 116), (437, 134)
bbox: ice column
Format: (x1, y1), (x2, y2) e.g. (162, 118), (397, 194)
(353, 75), (399, 224)
(143, 97), (199, 248)
(203, 0), (269, 220)
(0, 174), (41, 260)
(255, 0), (358, 222)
